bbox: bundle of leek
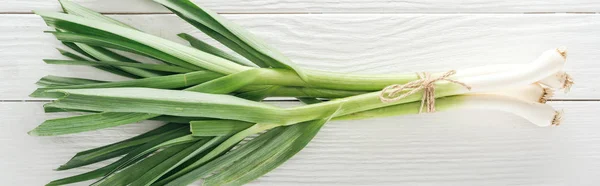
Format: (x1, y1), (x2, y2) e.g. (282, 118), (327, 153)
(29, 0), (573, 185)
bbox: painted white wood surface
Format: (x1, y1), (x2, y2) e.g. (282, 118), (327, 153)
(1, 14), (600, 100)
(2, 0), (600, 13)
(1, 1), (600, 186)
(1, 102), (598, 186)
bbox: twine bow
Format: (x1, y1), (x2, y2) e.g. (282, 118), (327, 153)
(378, 70), (471, 113)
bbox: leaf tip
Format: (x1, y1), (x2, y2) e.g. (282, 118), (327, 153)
(176, 33), (189, 38)
(55, 48), (68, 54)
(28, 129), (41, 136)
(31, 10), (51, 16)
(54, 165), (69, 171)
(29, 88), (48, 98)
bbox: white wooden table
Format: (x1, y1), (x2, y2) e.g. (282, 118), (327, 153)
(2, 1), (600, 185)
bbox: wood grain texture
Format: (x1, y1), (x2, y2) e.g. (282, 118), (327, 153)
(2, 1), (599, 186)
(1, 14), (598, 100)
(0, 101), (597, 186)
(2, 0), (600, 13)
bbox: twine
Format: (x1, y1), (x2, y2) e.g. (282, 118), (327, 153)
(378, 70), (471, 113)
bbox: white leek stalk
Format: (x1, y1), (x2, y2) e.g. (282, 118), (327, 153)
(449, 95), (560, 127)
(538, 71), (574, 92)
(336, 85), (560, 127)
(454, 47), (571, 91)
(455, 48), (567, 92)
(481, 83), (553, 103)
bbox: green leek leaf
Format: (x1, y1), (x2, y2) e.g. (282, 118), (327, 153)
(57, 46), (140, 79)
(185, 68), (262, 93)
(99, 134), (199, 183)
(150, 115), (209, 124)
(28, 112), (156, 136)
(46, 125), (190, 185)
(58, 0), (166, 78)
(57, 124), (182, 170)
(51, 31), (202, 71)
(44, 59), (193, 73)
(127, 136), (226, 186)
(155, 0), (306, 79)
(74, 40), (162, 78)
(157, 123), (271, 184)
(42, 88), (286, 124)
(57, 46), (93, 61)
(47, 163), (119, 186)
(235, 85), (281, 101)
(36, 75), (106, 87)
(190, 120), (254, 136)
(58, 146), (137, 171)
(93, 143), (193, 186)
(73, 43), (163, 78)
(160, 127), (283, 185)
(205, 119), (328, 185)
(35, 11), (249, 75)
(178, 33), (256, 67)
(203, 103), (336, 185)
(30, 71), (221, 98)
(58, 0), (134, 29)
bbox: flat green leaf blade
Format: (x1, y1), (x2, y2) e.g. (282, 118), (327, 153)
(52, 31), (202, 70)
(58, 30), (160, 78)
(44, 59), (193, 73)
(58, 146), (137, 172)
(58, 45), (140, 79)
(57, 46), (93, 61)
(128, 137), (226, 186)
(150, 115), (208, 124)
(28, 112), (156, 136)
(93, 142), (194, 186)
(43, 104), (95, 113)
(58, 0), (134, 29)
(157, 123), (268, 184)
(156, 0), (305, 78)
(58, 0), (170, 78)
(185, 68), (262, 93)
(100, 128), (195, 176)
(35, 11), (249, 75)
(47, 162), (120, 186)
(161, 6), (268, 68)
(160, 127), (283, 186)
(46, 125), (190, 185)
(271, 87), (366, 98)
(74, 43), (162, 78)
(30, 71), (221, 98)
(204, 104), (338, 185)
(57, 124), (182, 170)
(235, 85), (281, 101)
(43, 88), (286, 124)
(190, 120), (253, 136)
(178, 33), (256, 67)
(36, 75), (106, 87)
(205, 119), (328, 186)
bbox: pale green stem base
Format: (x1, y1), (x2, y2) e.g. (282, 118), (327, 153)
(334, 96), (466, 120)
(281, 83), (468, 125)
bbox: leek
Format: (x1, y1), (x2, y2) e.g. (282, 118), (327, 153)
(27, 1), (575, 185)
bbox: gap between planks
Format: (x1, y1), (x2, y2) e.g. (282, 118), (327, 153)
(0, 12), (598, 15)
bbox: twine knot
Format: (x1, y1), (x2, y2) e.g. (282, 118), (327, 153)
(378, 70), (471, 113)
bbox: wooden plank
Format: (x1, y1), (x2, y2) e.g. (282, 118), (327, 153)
(1, 14), (598, 100)
(1, 101), (597, 185)
(2, 0), (600, 14)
